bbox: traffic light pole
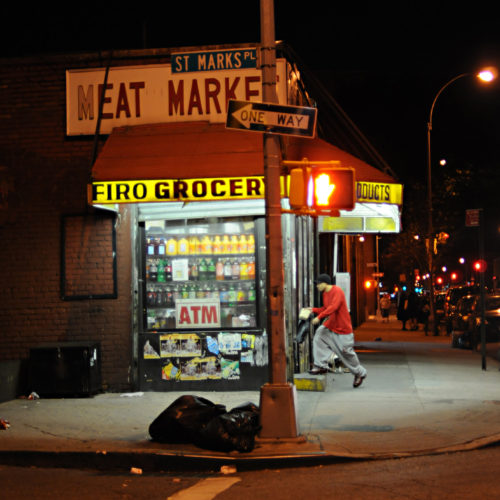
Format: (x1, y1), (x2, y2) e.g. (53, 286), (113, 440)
(258, 0), (299, 438)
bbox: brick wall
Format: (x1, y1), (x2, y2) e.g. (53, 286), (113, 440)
(0, 50), (164, 392)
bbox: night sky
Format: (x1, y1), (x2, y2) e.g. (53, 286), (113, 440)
(2, 4), (499, 257)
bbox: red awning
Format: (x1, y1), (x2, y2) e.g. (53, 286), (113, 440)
(92, 122), (397, 184)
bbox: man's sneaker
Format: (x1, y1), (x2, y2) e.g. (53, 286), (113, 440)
(353, 374), (366, 388)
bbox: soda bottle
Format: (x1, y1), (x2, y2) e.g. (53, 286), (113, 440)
(190, 259), (199, 281)
(247, 285), (256, 302)
(240, 258), (248, 280)
(150, 260), (157, 282)
(224, 259), (232, 280)
(247, 257), (255, 280)
(216, 258), (224, 280)
(199, 258), (207, 281)
(231, 259), (240, 280)
(207, 258), (216, 280)
(165, 259), (172, 281)
(236, 283), (246, 302)
(157, 259), (166, 282)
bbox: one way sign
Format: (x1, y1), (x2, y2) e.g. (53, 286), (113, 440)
(226, 99), (317, 138)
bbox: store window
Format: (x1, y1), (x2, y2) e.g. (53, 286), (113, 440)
(144, 217), (257, 332)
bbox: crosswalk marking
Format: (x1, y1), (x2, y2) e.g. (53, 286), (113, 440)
(167, 477), (241, 499)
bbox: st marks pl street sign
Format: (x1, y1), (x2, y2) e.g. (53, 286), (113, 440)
(226, 99), (317, 138)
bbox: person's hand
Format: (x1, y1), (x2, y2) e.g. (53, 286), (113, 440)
(312, 317), (320, 325)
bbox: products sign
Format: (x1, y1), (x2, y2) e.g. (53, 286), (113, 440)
(175, 298), (220, 329)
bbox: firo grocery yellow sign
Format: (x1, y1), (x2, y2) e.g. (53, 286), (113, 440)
(89, 177), (402, 205)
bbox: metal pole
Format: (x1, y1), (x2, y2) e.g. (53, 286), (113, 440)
(479, 209), (486, 370)
(426, 73), (470, 336)
(258, 0), (298, 439)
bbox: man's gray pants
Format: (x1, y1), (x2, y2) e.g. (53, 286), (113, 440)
(312, 325), (367, 377)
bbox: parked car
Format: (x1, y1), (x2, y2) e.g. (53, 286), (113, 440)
(444, 284), (481, 334)
(451, 293), (500, 349)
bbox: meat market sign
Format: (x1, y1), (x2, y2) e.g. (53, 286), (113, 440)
(66, 55), (287, 135)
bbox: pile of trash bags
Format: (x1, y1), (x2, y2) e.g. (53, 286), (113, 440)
(149, 395), (261, 453)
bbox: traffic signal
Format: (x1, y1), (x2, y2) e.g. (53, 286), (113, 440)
(288, 163), (355, 212)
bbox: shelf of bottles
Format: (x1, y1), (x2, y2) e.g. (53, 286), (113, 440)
(145, 228), (257, 331)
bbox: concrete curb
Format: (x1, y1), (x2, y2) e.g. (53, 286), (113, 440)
(2, 432), (500, 472)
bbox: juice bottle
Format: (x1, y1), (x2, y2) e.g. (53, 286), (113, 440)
(222, 234), (231, 254)
(239, 234), (248, 253)
(166, 236), (178, 256)
(177, 236), (189, 255)
(201, 235), (212, 254)
(158, 238), (166, 256)
(212, 235), (222, 254)
(230, 235), (239, 253)
(236, 283), (246, 302)
(247, 234), (255, 254)
(189, 236), (201, 255)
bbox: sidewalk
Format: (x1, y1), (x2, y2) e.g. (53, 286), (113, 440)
(1, 317), (500, 471)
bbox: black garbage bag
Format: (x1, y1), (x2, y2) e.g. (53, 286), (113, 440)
(196, 401), (261, 452)
(296, 317), (312, 343)
(148, 395), (227, 444)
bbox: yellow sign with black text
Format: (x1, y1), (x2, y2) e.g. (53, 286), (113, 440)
(89, 177), (402, 205)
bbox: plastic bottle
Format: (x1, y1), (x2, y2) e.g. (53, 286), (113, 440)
(207, 258), (216, 280)
(199, 258), (207, 281)
(147, 237), (155, 256)
(158, 238), (166, 256)
(150, 260), (157, 282)
(222, 234), (231, 254)
(212, 235), (222, 254)
(190, 259), (199, 281)
(247, 257), (255, 280)
(189, 236), (201, 255)
(165, 259), (172, 281)
(224, 259), (232, 280)
(201, 235), (212, 254)
(230, 235), (239, 253)
(166, 236), (178, 256)
(177, 236), (189, 255)
(240, 258), (248, 280)
(231, 259), (240, 280)
(157, 259), (166, 282)
(247, 234), (255, 254)
(239, 234), (248, 253)
(216, 258), (224, 280)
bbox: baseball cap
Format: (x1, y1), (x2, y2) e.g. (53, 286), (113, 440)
(314, 273), (332, 285)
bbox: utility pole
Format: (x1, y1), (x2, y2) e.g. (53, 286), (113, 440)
(258, 0), (299, 438)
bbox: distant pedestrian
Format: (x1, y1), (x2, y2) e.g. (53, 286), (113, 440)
(306, 274), (367, 388)
(397, 289), (409, 330)
(380, 293), (391, 323)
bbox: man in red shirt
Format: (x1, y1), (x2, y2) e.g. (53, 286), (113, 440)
(307, 274), (367, 388)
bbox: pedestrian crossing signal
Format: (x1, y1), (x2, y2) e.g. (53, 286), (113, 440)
(288, 162), (355, 213)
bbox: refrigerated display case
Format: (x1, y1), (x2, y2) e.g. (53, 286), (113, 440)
(139, 216), (268, 391)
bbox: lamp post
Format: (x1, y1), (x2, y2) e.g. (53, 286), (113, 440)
(426, 68), (496, 335)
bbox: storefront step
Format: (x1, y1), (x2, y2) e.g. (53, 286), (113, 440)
(293, 373), (327, 392)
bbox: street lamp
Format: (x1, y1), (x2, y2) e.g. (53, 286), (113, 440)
(426, 67), (496, 335)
